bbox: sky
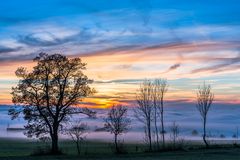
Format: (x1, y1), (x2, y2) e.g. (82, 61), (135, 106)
(0, 0), (240, 108)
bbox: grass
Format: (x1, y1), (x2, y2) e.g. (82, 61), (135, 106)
(0, 138), (240, 160)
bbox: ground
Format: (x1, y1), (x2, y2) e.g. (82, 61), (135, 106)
(0, 138), (240, 160)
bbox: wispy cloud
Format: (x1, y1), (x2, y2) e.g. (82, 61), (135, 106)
(161, 63), (181, 74)
(0, 45), (21, 54)
(169, 63), (181, 70)
(17, 28), (99, 47)
(191, 55), (240, 74)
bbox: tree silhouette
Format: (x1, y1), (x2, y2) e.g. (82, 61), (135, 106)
(196, 82), (214, 148)
(155, 79), (168, 149)
(170, 121), (180, 149)
(66, 121), (88, 155)
(9, 53), (95, 154)
(105, 104), (130, 153)
(151, 79), (168, 149)
(135, 80), (154, 151)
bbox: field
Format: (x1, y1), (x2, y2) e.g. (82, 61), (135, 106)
(0, 138), (240, 160)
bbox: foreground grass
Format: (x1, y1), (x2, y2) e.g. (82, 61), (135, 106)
(0, 138), (240, 160)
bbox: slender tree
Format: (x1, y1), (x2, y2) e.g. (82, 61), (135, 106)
(155, 79), (168, 149)
(151, 79), (168, 149)
(9, 53), (95, 154)
(67, 122), (88, 155)
(170, 121), (180, 149)
(105, 104), (130, 153)
(152, 80), (160, 149)
(135, 80), (154, 151)
(196, 82), (214, 148)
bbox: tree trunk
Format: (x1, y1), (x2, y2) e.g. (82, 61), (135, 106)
(51, 124), (59, 154)
(51, 133), (59, 154)
(154, 106), (159, 149)
(173, 136), (176, 149)
(76, 140), (80, 155)
(203, 117), (209, 148)
(161, 100), (165, 149)
(148, 120), (152, 151)
(114, 134), (119, 153)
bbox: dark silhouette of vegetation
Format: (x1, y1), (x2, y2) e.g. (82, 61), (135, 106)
(135, 79), (168, 151)
(135, 80), (154, 151)
(105, 104), (130, 154)
(196, 82), (214, 148)
(170, 121), (180, 149)
(152, 80), (160, 149)
(220, 134), (226, 138)
(191, 129), (198, 136)
(66, 121), (88, 155)
(154, 79), (168, 149)
(9, 53), (96, 154)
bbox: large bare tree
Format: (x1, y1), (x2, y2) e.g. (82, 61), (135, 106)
(9, 53), (95, 154)
(196, 82), (214, 148)
(105, 104), (130, 153)
(135, 80), (154, 151)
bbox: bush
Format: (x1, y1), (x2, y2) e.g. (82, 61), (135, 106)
(220, 134), (226, 138)
(232, 134), (237, 138)
(191, 129), (198, 136)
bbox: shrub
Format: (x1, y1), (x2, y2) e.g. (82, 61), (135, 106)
(220, 134), (226, 138)
(232, 134), (237, 138)
(191, 129), (198, 136)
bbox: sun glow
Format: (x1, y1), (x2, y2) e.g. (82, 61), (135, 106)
(80, 97), (122, 109)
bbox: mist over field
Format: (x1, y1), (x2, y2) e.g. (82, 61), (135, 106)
(1, 104), (239, 141)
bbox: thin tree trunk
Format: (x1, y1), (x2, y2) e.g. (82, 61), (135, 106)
(76, 140), (80, 155)
(203, 117), (209, 148)
(161, 100), (165, 149)
(173, 137), (176, 149)
(154, 105), (159, 149)
(148, 120), (152, 151)
(114, 134), (119, 153)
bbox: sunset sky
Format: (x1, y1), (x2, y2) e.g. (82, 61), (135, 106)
(0, 0), (240, 108)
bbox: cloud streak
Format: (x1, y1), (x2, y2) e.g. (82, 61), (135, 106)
(0, 45), (21, 54)
(161, 63), (181, 74)
(191, 55), (240, 74)
(17, 28), (99, 47)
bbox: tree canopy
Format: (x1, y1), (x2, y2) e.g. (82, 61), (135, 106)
(9, 53), (95, 153)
